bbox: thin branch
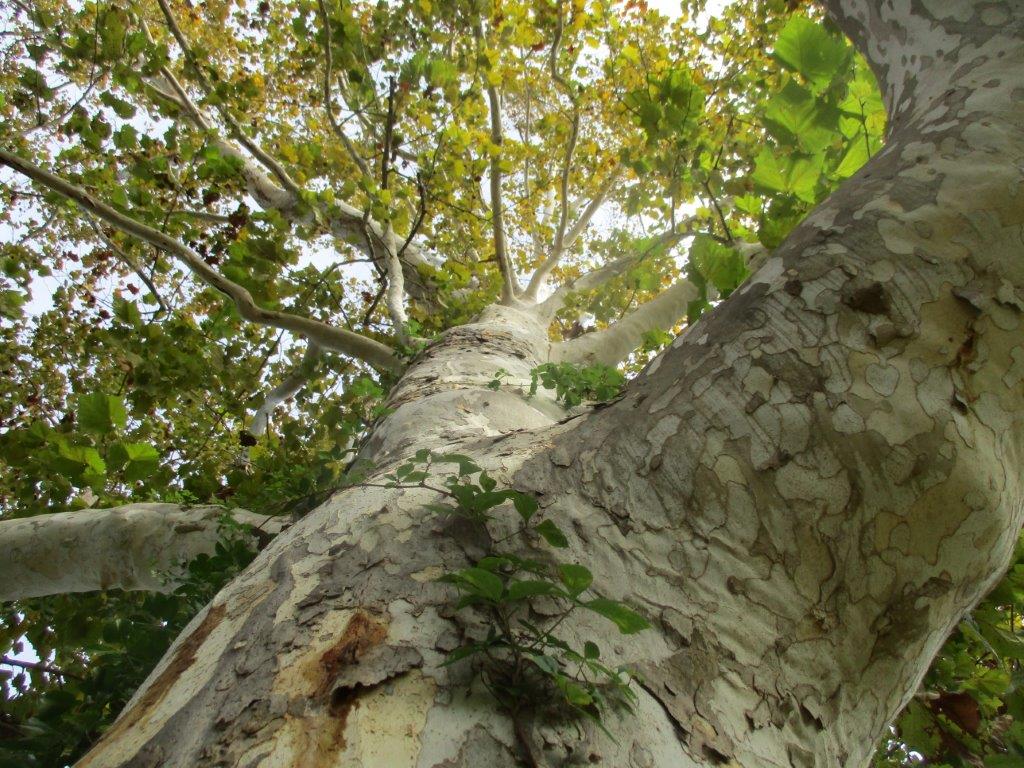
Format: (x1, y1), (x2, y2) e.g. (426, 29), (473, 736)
(166, 208), (234, 224)
(1, 656), (82, 681)
(561, 166), (624, 250)
(361, 283), (386, 326)
(0, 150), (403, 373)
(548, 3), (580, 256)
(398, 174), (428, 261)
(154, 0), (301, 197)
(87, 218), (169, 315)
(524, 167), (623, 301)
(316, 0), (373, 178)
(246, 341), (321, 438)
(475, 20), (517, 305)
(703, 178), (734, 243)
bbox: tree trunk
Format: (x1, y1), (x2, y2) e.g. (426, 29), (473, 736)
(75, 2), (1024, 766)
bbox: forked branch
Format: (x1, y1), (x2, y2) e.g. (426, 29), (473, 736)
(0, 150), (404, 373)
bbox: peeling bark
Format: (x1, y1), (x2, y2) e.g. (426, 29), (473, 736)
(67, 2), (1024, 767)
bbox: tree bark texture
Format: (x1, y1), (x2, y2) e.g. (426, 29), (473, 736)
(70, 2), (1024, 766)
(0, 505), (285, 600)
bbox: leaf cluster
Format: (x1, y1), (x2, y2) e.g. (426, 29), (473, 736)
(383, 451), (650, 734)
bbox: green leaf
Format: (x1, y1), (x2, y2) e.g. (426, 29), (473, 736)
(558, 679), (594, 706)
(762, 81), (839, 153)
(434, 452), (482, 476)
(444, 567), (504, 602)
(833, 137), (870, 179)
(584, 599), (650, 634)
(77, 393), (127, 434)
(584, 641), (600, 660)
(773, 16), (850, 91)
(507, 580), (564, 600)
(535, 519), (569, 548)
(442, 644), (483, 666)
(558, 564), (593, 597)
(109, 442), (160, 481)
(751, 149), (821, 204)
(690, 235), (747, 296)
(511, 492), (538, 523)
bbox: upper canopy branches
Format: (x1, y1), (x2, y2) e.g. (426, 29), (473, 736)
(0, 0), (888, 407)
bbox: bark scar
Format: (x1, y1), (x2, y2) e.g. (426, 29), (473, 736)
(314, 610), (389, 699)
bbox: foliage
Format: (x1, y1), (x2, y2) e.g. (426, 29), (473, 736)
(529, 362), (626, 408)
(0, 0), (1016, 765)
(383, 451), (648, 739)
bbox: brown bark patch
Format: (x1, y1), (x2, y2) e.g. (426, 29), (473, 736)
(79, 603), (226, 765)
(842, 281), (891, 315)
(314, 611), (388, 699)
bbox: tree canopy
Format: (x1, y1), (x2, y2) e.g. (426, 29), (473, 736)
(0, 0), (1022, 765)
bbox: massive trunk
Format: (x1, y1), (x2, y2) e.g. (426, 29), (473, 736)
(74, 2), (1024, 767)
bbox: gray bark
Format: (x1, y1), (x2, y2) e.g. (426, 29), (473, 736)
(63, 2), (1024, 766)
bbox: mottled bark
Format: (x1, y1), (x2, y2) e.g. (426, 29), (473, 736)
(0, 505), (285, 600)
(71, 2), (1024, 767)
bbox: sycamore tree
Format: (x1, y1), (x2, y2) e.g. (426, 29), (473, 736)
(2, 0), (1024, 766)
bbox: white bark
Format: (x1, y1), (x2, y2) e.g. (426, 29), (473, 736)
(0, 505), (285, 600)
(52, 2), (1024, 767)
(552, 279), (698, 366)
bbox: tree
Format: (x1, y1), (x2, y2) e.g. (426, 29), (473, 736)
(1, 0), (1023, 765)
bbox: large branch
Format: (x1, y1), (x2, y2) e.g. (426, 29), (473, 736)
(551, 278), (697, 366)
(0, 150), (404, 373)
(0, 505), (286, 601)
(533, 229), (687, 320)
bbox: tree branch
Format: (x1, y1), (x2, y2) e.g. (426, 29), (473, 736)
(383, 223), (413, 345)
(315, 0), (374, 179)
(533, 228), (686, 320)
(0, 150), (404, 373)
(551, 277), (697, 366)
(142, 74), (438, 303)
(154, 0), (301, 197)
(0, 505), (286, 601)
(475, 20), (517, 305)
(548, 4), (579, 259)
(524, 168), (622, 301)
(246, 341), (321, 438)
(88, 218), (169, 316)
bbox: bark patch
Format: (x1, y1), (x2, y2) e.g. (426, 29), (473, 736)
(842, 281), (891, 315)
(314, 611), (389, 698)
